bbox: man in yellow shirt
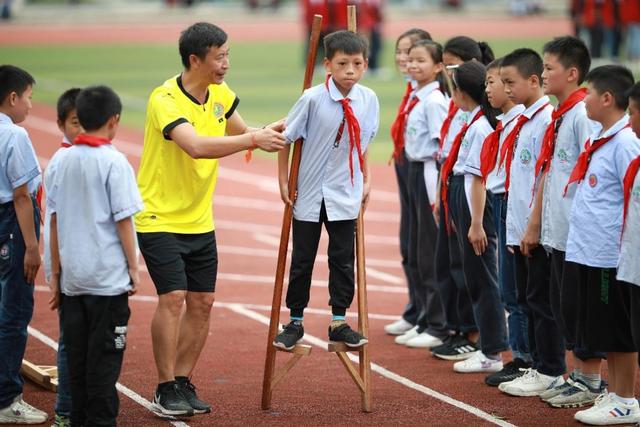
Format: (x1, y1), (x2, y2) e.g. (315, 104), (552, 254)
(136, 22), (286, 416)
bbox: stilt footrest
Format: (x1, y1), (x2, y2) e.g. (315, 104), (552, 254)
(21, 359), (58, 392)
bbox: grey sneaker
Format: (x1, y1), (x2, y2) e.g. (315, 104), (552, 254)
(547, 379), (603, 408)
(539, 376), (574, 402)
(0, 395), (48, 424)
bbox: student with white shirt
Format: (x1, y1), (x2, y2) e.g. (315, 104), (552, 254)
(48, 86), (143, 427)
(440, 60), (508, 375)
(497, 49), (565, 397)
(535, 36), (605, 409)
(385, 28), (433, 338)
(396, 39), (449, 349)
(274, 30), (379, 350)
(565, 66), (640, 426)
(479, 58), (531, 387)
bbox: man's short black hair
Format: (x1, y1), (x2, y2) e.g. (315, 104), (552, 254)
(76, 85), (122, 131)
(179, 22), (228, 69)
(324, 30), (368, 60)
(57, 88), (81, 123)
(627, 82), (640, 107)
(501, 48), (543, 83)
(543, 36), (591, 84)
(0, 65), (35, 104)
(586, 65), (635, 110)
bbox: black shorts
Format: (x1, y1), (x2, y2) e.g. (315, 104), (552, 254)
(138, 231), (218, 295)
(624, 280), (640, 350)
(569, 261), (638, 353)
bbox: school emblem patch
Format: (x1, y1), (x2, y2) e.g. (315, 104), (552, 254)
(632, 186), (640, 201)
(588, 173), (598, 188)
(520, 148), (532, 165)
(557, 148), (568, 164)
(213, 103), (224, 119)
(461, 137), (470, 149)
(0, 243), (9, 260)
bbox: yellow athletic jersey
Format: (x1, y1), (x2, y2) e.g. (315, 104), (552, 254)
(135, 75), (239, 234)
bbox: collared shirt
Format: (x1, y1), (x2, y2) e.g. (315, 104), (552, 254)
(484, 104), (526, 194)
(459, 106), (495, 176)
(566, 115), (640, 268)
(284, 77), (379, 222)
(47, 144), (143, 296)
(618, 162), (640, 286)
(404, 81), (447, 162)
(440, 107), (468, 163)
(0, 112), (41, 204)
(540, 101), (597, 252)
(505, 96), (553, 246)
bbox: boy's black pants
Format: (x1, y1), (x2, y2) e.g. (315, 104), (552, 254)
(287, 202), (355, 317)
(61, 293), (130, 427)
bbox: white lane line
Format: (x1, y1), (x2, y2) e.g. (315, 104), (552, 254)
(26, 326), (190, 427)
(223, 304), (516, 427)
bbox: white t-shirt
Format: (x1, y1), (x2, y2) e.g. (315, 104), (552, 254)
(618, 159), (640, 286)
(404, 81), (447, 162)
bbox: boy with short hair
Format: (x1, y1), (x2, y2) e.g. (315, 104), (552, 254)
(274, 30), (379, 349)
(535, 36), (606, 408)
(0, 64), (48, 425)
(48, 85), (143, 427)
(566, 66), (640, 425)
(43, 87), (83, 427)
(497, 49), (566, 397)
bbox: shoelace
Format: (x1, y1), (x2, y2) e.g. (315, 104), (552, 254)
(519, 368), (538, 382)
(592, 392), (610, 408)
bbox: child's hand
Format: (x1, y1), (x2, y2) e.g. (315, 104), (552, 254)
(128, 267), (139, 295)
(48, 274), (60, 311)
(266, 118), (286, 133)
(253, 128), (287, 152)
(23, 245), (41, 284)
(468, 223), (487, 256)
(279, 181), (293, 206)
(520, 221), (541, 257)
(361, 180), (371, 212)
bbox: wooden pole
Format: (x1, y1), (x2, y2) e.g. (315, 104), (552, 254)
(261, 14), (323, 411)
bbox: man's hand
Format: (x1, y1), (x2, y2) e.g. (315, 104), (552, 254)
(253, 128), (287, 153)
(265, 118), (286, 133)
(520, 221), (541, 257)
(24, 244), (41, 284)
(128, 267), (139, 296)
(468, 223), (488, 256)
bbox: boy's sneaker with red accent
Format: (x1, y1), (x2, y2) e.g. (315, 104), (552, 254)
(574, 393), (640, 425)
(328, 323), (368, 348)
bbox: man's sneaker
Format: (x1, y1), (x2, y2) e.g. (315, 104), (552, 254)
(539, 374), (575, 402)
(453, 351), (503, 373)
(547, 379), (602, 408)
(0, 395), (48, 424)
(394, 326), (419, 345)
(574, 393), (640, 425)
(431, 334), (478, 361)
(500, 368), (565, 397)
(484, 358), (531, 386)
(152, 382), (194, 416)
(51, 413), (71, 427)
(405, 332), (443, 348)
(328, 323), (368, 348)
(273, 321), (304, 351)
(384, 318), (414, 335)
(176, 377), (212, 414)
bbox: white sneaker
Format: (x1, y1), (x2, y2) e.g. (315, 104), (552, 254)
(384, 318), (414, 336)
(575, 393), (640, 425)
(405, 332), (444, 348)
(0, 394), (48, 424)
(394, 326), (419, 345)
(453, 351), (503, 373)
(501, 368), (565, 397)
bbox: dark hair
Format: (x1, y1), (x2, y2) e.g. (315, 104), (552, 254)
(324, 30), (368, 60)
(56, 88), (81, 123)
(444, 36), (494, 65)
(486, 57), (503, 72)
(179, 22), (228, 69)
(627, 82), (640, 106)
(452, 61), (499, 128)
(501, 48), (543, 84)
(409, 39), (450, 97)
(543, 36), (591, 84)
(586, 65), (635, 110)
(76, 85), (122, 131)
(395, 28), (432, 48)
(0, 65), (35, 104)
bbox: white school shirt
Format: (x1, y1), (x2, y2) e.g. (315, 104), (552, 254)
(403, 81), (447, 162)
(484, 104), (526, 194)
(440, 106), (468, 163)
(462, 108), (497, 177)
(566, 116), (640, 268)
(505, 96), (553, 246)
(540, 101), (597, 252)
(47, 144), (143, 296)
(283, 78), (380, 222)
(618, 162), (640, 286)
(0, 112), (41, 204)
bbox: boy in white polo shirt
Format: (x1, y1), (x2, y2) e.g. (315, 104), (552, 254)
(564, 66), (640, 426)
(48, 85), (143, 427)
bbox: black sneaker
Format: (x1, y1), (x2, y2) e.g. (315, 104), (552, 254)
(431, 334), (477, 360)
(176, 377), (212, 414)
(152, 382), (194, 416)
(484, 357), (531, 386)
(328, 323), (368, 347)
(273, 321), (304, 350)
(430, 334), (456, 354)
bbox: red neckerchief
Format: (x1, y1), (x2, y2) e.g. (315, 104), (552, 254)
(390, 81), (413, 162)
(479, 117), (507, 183)
(534, 88), (587, 177)
(623, 155), (640, 233)
(326, 74), (364, 185)
(73, 133), (111, 147)
(440, 108), (484, 233)
(61, 141), (72, 148)
(563, 124), (631, 196)
(498, 102), (550, 192)
(390, 91), (419, 163)
(439, 99), (459, 153)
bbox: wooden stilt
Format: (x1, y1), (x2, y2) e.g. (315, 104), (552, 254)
(21, 359), (58, 392)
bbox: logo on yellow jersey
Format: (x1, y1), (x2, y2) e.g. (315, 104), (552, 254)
(213, 103), (224, 119)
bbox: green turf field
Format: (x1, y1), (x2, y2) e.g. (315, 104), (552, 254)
(0, 39), (545, 161)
